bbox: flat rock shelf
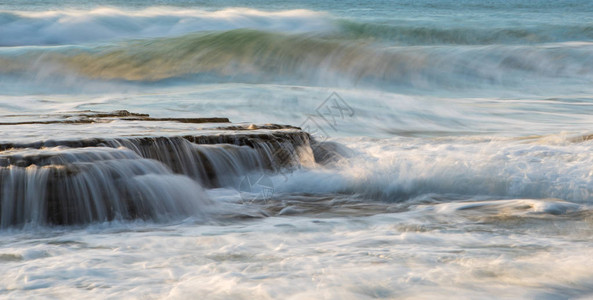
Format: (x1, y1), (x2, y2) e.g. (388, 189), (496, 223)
(0, 111), (322, 227)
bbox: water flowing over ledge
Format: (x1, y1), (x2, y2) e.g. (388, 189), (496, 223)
(0, 111), (320, 228)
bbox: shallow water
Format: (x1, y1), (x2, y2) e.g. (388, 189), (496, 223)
(1, 0), (593, 298)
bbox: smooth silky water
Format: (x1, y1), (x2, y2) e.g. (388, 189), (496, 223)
(1, 0), (593, 299)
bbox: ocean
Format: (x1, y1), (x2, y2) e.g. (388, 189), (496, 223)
(1, 0), (593, 298)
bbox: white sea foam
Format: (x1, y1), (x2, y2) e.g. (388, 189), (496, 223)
(273, 136), (593, 203)
(1, 209), (592, 299)
(0, 7), (333, 46)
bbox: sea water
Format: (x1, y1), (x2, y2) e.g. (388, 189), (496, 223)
(1, 0), (593, 298)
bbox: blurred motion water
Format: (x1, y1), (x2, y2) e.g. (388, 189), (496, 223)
(1, 1), (593, 298)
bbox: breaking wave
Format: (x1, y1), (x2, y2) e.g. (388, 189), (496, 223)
(0, 7), (332, 46)
(275, 136), (593, 204)
(2, 7), (593, 93)
(3, 7), (593, 47)
(1, 29), (593, 93)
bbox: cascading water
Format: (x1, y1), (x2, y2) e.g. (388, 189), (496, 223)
(0, 128), (316, 227)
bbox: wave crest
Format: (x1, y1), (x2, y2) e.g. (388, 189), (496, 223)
(0, 7), (332, 46)
(1, 29), (593, 93)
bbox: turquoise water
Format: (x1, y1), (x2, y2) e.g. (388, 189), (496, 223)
(1, 1), (593, 298)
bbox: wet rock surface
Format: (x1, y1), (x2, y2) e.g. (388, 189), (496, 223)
(0, 111), (321, 227)
(0, 110), (230, 125)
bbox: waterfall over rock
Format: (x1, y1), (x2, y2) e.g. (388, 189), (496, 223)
(0, 112), (318, 227)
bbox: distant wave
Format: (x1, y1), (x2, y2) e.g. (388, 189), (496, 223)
(1, 29), (592, 92)
(0, 7), (333, 46)
(2, 7), (593, 47)
(336, 20), (593, 45)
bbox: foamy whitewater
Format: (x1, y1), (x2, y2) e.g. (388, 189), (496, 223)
(1, 0), (593, 299)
